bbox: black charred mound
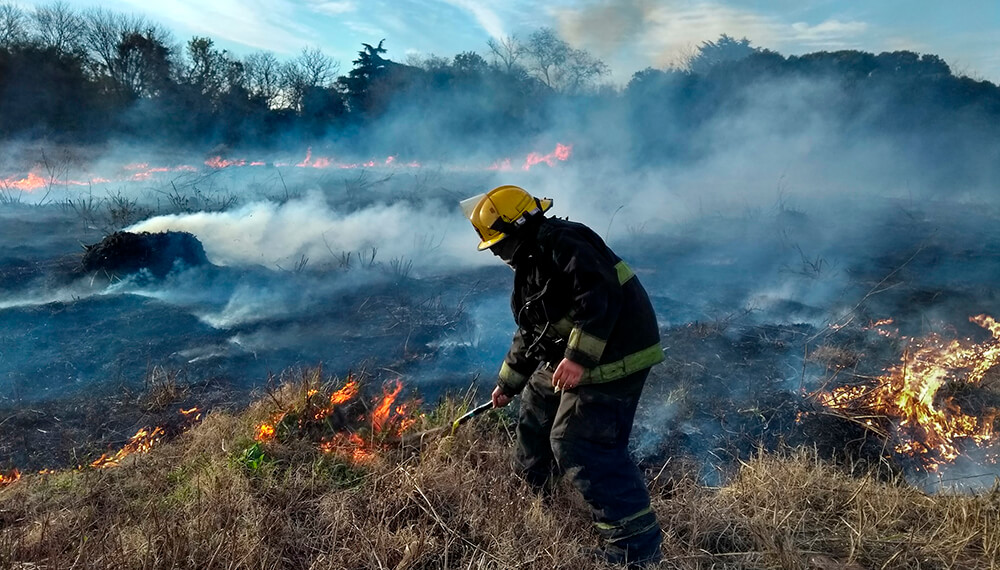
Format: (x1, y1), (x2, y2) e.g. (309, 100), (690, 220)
(82, 231), (209, 278)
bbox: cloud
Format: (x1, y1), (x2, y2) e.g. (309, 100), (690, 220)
(113, 0), (316, 53)
(439, 0), (505, 38)
(307, 0), (357, 16)
(787, 19), (868, 48)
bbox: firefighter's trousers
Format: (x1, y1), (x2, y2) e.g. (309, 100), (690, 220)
(516, 365), (660, 551)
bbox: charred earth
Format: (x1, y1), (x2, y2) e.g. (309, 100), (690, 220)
(80, 230), (209, 279)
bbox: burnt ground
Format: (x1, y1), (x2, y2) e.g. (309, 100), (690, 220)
(3, 198), (1000, 483)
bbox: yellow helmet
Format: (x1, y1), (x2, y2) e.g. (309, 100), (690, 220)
(460, 185), (553, 251)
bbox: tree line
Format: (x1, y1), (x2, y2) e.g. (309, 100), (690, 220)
(1, 2), (998, 161)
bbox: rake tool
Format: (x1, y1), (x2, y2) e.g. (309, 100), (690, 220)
(396, 400), (494, 450)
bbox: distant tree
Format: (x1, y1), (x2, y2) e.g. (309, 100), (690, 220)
(114, 30), (173, 98)
(523, 28), (563, 88)
(405, 53), (448, 72)
(83, 9), (173, 99)
(84, 8), (138, 76)
(523, 28), (607, 93)
(486, 34), (524, 73)
(0, 3), (27, 48)
(30, 1), (85, 55)
(339, 39), (390, 115)
(0, 41), (101, 137)
(243, 51), (282, 108)
(686, 34), (758, 75)
(185, 36), (243, 101)
(561, 46), (609, 93)
(281, 47), (338, 111)
(453, 51), (487, 76)
(874, 51), (950, 77)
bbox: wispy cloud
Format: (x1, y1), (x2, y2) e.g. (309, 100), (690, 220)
(787, 19), (868, 48)
(306, 0), (357, 16)
(113, 0), (315, 53)
(438, 0), (505, 38)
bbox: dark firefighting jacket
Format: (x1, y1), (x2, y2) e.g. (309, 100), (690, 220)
(497, 217), (664, 396)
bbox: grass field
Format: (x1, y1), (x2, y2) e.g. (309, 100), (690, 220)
(1, 371), (997, 570)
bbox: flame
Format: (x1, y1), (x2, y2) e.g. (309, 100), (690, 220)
(329, 380), (359, 405)
(0, 469), (21, 488)
(320, 432), (375, 462)
(296, 148), (315, 167)
(865, 318), (895, 329)
(523, 143), (573, 170)
(1, 171), (47, 191)
(2, 144), (573, 193)
(91, 426), (165, 469)
(205, 156), (246, 169)
(817, 314), (1000, 470)
(372, 381), (404, 433)
(180, 406), (202, 421)
(264, 377), (415, 463)
(311, 379), (359, 420)
(256, 421), (277, 442)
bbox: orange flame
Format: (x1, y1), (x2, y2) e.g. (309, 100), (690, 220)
(205, 156), (247, 169)
(0, 469), (21, 488)
(180, 406), (202, 421)
(372, 381), (404, 433)
(818, 314), (1000, 470)
(329, 380), (359, 405)
(523, 143), (573, 170)
(1, 171), (47, 191)
(256, 421), (278, 442)
(320, 432), (375, 462)
(91, 426), (165, 469)
(2, 144), (572, 193)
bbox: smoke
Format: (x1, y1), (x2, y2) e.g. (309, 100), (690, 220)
(126, 190), (488, 273)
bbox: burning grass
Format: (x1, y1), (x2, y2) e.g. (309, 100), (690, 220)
(812, 315), (1000, 472)
(1, 369), (999, 568)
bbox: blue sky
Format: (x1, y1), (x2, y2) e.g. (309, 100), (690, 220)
(39, 0), (1000, 83)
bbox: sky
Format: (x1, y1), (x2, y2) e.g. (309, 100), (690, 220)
(24, 0), (1000, 83)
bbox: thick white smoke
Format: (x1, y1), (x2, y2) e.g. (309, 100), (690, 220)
(126, 191), (491, 273)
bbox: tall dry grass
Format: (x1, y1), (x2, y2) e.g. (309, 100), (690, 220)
(1, 374), (998, 569)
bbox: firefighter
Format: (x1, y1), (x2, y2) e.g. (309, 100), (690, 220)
(460, 185), (665, 567)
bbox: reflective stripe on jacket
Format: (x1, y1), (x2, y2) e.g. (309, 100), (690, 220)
(498, 218), (663, 396)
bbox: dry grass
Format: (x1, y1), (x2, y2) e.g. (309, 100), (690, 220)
(1, 375), (998, 570)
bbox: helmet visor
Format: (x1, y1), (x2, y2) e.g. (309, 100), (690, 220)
(459, 193), (486, 221)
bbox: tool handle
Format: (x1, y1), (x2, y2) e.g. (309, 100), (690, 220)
(452, 401), (493, 429)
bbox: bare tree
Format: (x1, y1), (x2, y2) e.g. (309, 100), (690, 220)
(406, 52), (449, 72)
(281, 47), (339, 111)
(523, 27), (607, 92)
(83, 8), (173, 96)
(486, 34), (523, 73)
(561, 47), (609, 92)
(524, 28), (565, 87)
(294, 47), (339, 87)
(244, 51), (282, 107)
(0, 3), (27, 48)
(30, 1), (85, 54)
